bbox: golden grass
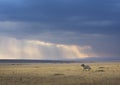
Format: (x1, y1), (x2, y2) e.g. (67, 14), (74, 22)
(0, 62), (120, 85)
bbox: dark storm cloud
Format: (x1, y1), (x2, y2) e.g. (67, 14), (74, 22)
(0, 0), (120, 35)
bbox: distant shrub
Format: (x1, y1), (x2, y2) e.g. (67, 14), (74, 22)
(99, 67), (105, 68)
(53, 73), (64, 76)
(96, 70), (105, 72)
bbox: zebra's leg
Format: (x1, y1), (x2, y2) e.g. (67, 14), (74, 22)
(88, 68), (91, 71)
(83, 68), (85, 71)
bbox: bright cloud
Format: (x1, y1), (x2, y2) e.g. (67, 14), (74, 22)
(0, 36), (97, 59)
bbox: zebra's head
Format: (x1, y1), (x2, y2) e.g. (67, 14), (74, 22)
(81, 64), (85, 67)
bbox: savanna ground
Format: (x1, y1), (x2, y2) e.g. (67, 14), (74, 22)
(0, 62), (120, 85)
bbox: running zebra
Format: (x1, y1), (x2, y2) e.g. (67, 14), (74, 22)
(81, 64), (91, 71)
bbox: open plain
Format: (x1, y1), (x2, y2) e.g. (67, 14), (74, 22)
(0, 62), (120, 85)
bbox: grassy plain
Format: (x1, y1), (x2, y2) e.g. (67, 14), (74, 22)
(0, 62), (120, 85)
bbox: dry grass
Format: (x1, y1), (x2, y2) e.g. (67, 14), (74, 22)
(0, 62), (120, 85)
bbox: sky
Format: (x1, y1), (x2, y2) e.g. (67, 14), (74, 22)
(0, 0), (120, 60)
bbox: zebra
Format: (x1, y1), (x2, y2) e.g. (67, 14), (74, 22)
(81, 64), (91, 71)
